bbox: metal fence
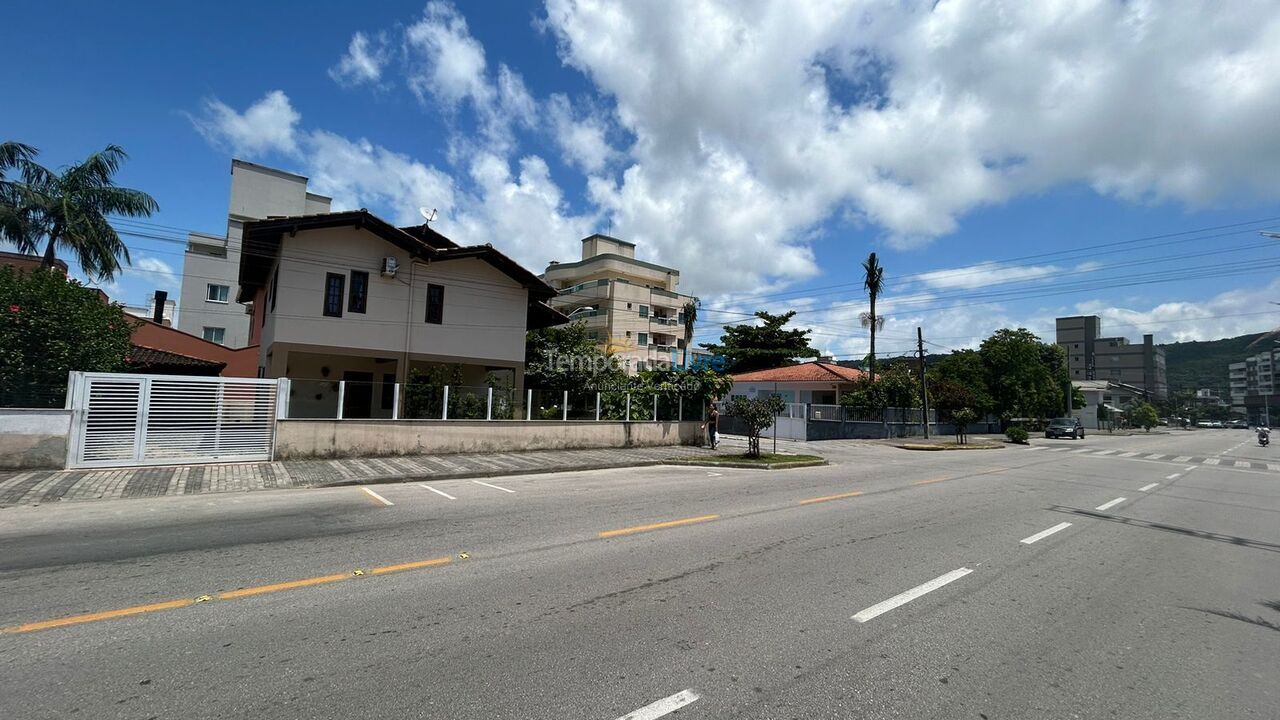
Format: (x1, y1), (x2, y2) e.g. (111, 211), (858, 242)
(279, 379), (708, 422)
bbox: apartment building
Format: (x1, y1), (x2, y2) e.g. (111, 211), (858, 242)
(238, 210), (566, 418)
(1228, 348), (1277, 423)
(542, 234), (699, 373)
(1056, 315), (1167, 399)
(177, 160), (332, 347)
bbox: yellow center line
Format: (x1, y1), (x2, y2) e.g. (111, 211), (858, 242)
(798, 490), (864, 505)
(2, 598), (194, 634)
(912, 477), (950, 486)
(218, 572), (353, 600)
(369, 556), (453, 575)
(3, 555), (456, 635)
(598, 514), (720, 539)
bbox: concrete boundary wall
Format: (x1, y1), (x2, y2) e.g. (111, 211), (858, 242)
(0, 409), (71, 469)
(275, 419), (704, 459)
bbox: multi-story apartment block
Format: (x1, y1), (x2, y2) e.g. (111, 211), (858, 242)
(177, 160), (332, 347)
(1228, 348), (1277, 423)
(1056, 315), (1167, 399)
(542, 234), (699, 374)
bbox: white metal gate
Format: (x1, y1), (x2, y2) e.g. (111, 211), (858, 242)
(67, 372), (279, 469)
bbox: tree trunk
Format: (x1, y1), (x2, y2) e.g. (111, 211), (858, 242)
(41, 233), (58, 268)
(868, 294), (877, 383)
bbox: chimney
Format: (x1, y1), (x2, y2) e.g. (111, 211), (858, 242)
(152, 290), (167, 324)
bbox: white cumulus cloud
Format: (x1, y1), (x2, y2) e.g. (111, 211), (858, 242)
(191, 90), (300, 156)
(329, 31), (390, 87)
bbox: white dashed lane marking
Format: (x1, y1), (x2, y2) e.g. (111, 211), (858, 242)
(1096, 497), (1126, 511)
(360, 487), (394, 506)
(615, 690), (701, 720)
(418, 484), (456, 500)
(852, 567), (974, 623)
(472, 480), (516, 493)
(1020, 522), (1072, 545)
(1142, 482), (1161, 491)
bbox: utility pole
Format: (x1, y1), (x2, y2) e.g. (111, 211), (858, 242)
(917, 327), (930, 439)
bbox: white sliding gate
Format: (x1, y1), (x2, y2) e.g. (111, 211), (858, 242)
(66, 372), (279, 469)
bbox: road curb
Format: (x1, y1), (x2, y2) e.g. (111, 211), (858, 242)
(662, 459), (829, 470)
(892, 444), (1004, 451)
(312, 460), (677, 488)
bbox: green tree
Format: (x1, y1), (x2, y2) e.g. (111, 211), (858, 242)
(0, 266), (135, 407)
(979, 328), (1066, 419)
(700, 310), (819, 372)
(952, 407), (978, 444)
(1130, 401), (1159, 432)
(525, 321), (626, 392)
(681, 299), (698, 367)
(0, 143), (157, 280)
(860, 252), (886, 382)
(722, 395), (786, 457)
(931, 349), (994, 414)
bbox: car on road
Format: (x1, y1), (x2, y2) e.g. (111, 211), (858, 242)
(1045, 417), (1085, 439)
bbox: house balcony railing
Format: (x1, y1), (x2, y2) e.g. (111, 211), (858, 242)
(651, 316), (680, 327)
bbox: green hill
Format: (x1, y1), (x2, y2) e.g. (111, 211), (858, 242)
(1161, 332), (1270, 395)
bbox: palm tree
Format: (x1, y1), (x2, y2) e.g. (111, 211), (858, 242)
(1, 143), (157, 280)
(860, 251), (886, 382)
(681, 299), (699, 368)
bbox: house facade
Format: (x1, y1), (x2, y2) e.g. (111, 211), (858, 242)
(728, 362), (866, 406)
(238, 211), (566, 419)
(177, 160), (332, 348)
(542, 234), (698, 374)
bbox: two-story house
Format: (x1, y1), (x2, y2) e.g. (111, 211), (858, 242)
(238, 210), (567, 418)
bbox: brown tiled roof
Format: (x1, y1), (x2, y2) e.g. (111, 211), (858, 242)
(731, 361), (866, 383)
(126, 345), (226, 373)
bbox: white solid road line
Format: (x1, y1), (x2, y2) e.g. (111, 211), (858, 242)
(1020, 522), (1073, 545)
(361, 487), (394, 506)
(1142, 482), (1162, 491)
(418, 484), (456, 500)
(472, 479), (516, 493)
(852, 567), (973, 623)
(616, 689), (701, 720)
(1095, 497), (1126, 511)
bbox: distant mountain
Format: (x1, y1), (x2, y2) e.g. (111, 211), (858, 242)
(1161, 332), (1270, 395)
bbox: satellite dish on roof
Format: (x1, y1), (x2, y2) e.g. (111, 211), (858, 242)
(419, 207), (437, 224)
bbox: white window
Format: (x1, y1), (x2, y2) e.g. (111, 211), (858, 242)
(206, 284), (230, 303)
(202, 327), (226, 344)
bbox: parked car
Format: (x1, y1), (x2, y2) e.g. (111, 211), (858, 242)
(1196, 420), (1213, 428)
(1227, 420), (1248, 429)
(1045, 417), (1085, 439)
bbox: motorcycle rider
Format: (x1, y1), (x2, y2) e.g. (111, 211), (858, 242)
(1258, 425), (1270, 447)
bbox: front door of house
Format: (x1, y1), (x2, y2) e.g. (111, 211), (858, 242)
(342, 371), (375, 419)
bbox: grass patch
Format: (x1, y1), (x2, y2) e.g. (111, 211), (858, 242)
(692, 453), (824, 465)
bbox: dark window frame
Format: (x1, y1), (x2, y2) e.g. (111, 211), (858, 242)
(425, 283), (444, 325)
(349, 270), (369, 314)
(323, 273), (345, 318)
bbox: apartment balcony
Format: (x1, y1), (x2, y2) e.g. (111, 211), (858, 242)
(650, 316), (681, 328)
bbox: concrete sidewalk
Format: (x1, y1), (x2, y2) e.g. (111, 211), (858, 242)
(0, 445), (727, 507)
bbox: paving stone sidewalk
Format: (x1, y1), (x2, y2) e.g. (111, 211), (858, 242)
(0, 445), (728, 507)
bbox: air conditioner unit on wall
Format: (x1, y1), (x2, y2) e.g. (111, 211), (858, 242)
(380, 257), (399, 277)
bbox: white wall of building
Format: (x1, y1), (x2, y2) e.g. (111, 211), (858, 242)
(260, 226), (529, 368)
(177, 160), (331, 348)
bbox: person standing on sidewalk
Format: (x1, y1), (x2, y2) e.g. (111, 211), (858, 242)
(704, 404), (720, 449)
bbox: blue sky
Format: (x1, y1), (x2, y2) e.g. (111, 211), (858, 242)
(4, 0), (1280, 359)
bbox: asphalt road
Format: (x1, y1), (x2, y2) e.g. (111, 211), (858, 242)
(1, 429), (1277, 719)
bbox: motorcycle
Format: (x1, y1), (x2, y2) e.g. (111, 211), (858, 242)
(1259, 429), (1270, 447)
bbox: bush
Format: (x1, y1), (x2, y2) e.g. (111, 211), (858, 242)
(1006, 426), (1029, 444)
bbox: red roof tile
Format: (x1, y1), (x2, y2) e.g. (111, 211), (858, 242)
(730, 362), (866, 383)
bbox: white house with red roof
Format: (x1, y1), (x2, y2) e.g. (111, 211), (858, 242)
(728, 361), (866, 406)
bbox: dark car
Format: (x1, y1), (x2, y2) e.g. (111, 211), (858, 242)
(1045, 417), (1085, 439)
